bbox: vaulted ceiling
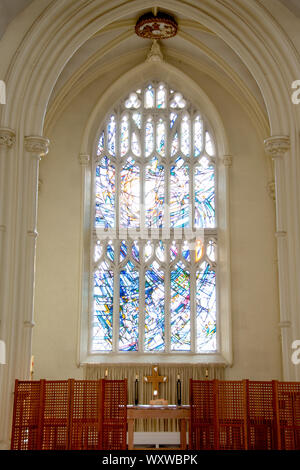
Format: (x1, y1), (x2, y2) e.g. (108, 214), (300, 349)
(2, 0), (300, 138)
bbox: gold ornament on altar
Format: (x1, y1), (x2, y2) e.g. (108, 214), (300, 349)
(143, 365), (168, 405)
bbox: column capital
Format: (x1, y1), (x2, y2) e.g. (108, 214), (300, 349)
(0, 128), (16, 149)
(264, 135), (290, 159)
(79, 153), (90, 166)
(222, 155), (233, 167)
(24, 135), (49, 157)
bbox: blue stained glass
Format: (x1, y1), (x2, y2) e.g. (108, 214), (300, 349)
(120, 157), (140, 228)
(156, 120), (166, 156)
(194, 163), (215, 228)
(132, 131), (141, 156)
(171, 261), (190, 351)
(132, 112), (141, 129)
(107, 115), (116, 156)
(120, 240), (127, 261)
(94, 241), (102, 262)
(92, 262), (113, 351)
(94, 82), (217, 357)
(145, 261), (165, 351)
(145, 241), (153, 261)
(120, 116), (129, 156)
(106, 242), (114, 261)
(170, 113), (177, 128)
(145, 157), (164, 228)
(145, 85), (154, 108)
(156, 86), (166, 109)
(119, 261), (139, 351)
(171, 132), (179, 156)
(194, 117), (203, 156)
(170, 241), (178, 261)
(182, 241), (190, 261)
(181, 116), (190, 156)
(145, 119), (154, 157)
(97, 132), (104, 155)
(132, 241), (140, 262)
(196, 263), (216, 351)
(95, 157), (115, 228)
(170, 157), (189, 228)
(155, 241), (165, 262)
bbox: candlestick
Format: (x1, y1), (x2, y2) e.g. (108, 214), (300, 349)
(177, 378), (181, 406)
(135, 376), (139, 405)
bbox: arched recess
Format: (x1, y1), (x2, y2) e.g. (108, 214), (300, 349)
(78, 58), (232, 366)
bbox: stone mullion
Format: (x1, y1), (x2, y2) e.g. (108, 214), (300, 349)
(139, 111), (146, 353)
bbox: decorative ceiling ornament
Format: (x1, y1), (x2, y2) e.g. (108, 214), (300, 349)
(146, 39), (164, 62)
(135, 11), (178, 39)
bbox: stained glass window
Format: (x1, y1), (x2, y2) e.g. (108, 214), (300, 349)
(91, 82), (217, 356)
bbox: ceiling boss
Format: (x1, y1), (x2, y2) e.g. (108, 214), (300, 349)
(135, 10), (178, 40)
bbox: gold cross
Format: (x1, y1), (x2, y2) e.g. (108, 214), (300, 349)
(143, 365), (168, 398)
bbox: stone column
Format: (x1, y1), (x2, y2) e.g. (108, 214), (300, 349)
(21, 136), (49, 378)
(0, 134), (49, 449)
(0, 129), (16, 333)
(0, 129), (16, 449)
(222, 155), (233, 364)
(264, 135), (291, 380)
(78, 153), (90, 365)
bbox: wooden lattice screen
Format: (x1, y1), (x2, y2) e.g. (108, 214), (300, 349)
(11, 378), (300, 450)
(11, 379), (127, 450)
(190, 379), (300, 450)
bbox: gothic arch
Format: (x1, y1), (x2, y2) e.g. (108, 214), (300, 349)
(77, 56), (232, 366)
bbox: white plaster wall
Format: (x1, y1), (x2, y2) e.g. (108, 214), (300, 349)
(32, 60), (282, 381)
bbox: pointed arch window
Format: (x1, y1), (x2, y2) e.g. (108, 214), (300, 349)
(90, 81), (218, 357)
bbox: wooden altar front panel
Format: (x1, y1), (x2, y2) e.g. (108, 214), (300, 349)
(127, 405), (190, 450)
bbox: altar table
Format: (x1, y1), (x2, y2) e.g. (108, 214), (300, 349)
(127, 405), (190, 450)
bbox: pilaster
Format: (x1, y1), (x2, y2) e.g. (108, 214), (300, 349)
(0, 134), (49, 449)
(264, 135), (291, 380)
(22, 136), (49, 378)
(0, 128), (16, 332)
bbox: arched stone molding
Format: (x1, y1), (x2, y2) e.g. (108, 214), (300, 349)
(0, 0), (300, 446)
(77, 57), (232, 368)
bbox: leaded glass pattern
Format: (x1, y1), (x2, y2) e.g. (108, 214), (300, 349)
(91, 81), (218, 356)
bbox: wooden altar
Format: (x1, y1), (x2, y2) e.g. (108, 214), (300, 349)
(127, 405), (190, 449)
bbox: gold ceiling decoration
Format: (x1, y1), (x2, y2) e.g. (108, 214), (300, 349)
(135, 11), (178, 39)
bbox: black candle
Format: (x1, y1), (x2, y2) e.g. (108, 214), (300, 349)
(135, 375), (139, 405)
(177, 374), (181, 406)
